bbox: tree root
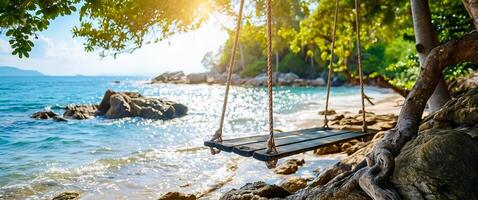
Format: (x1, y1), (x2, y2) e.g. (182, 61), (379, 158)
(353, 31), (478, 200)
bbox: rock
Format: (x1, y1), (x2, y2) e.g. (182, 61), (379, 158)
(206, 71), (227, 84)
(99, 90), (188, 120)
(105, 94), (133, 118)
(152, 71), (186, 83)
(292, 79), (306, 86)
(31, 111), (58, 119)
(280, 177), (309, 193)
(314, 144), (341, 155)
(274, 159), (305, 175)
(52, 116), (68, 122)
(277, 72), (299, 85)
(158, 192), (196, 200)
(392, 129), (478, 200)
(220, 181), (290, 200)
(306, 78), (326, 86)
(52, 192), (79, 200)
(63, 105), (98, 120)
(285, 89), (478, 200)
(63, 90), (187, 120)
(186, 73), (207, 84)
(318, 109), (336, 115)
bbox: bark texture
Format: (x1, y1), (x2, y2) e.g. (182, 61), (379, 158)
(411, 0), (450, 113)
(359, 31), (478, 200)
(463, 0), (478, 29)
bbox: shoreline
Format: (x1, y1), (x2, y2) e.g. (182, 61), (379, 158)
(200, 87), (404, 199)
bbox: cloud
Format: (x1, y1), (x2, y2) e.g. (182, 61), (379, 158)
(0, 17), (228, 76)
(0, 38), (12, 54)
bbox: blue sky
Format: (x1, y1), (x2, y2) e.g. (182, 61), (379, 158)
(0, 13), (228, 76)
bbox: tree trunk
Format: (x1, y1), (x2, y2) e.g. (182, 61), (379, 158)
(411, 0), (451, 113)
(463, 0), (478, 29)
(358, 30), (478, 200)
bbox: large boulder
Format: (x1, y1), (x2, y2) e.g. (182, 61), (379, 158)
(98, 90), (188, 120)
(284, 88), (478, 200)
(392, 129), (478, 200)
(62, 90), (187, 120)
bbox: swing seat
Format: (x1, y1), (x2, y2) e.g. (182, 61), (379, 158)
(204, 127), (372, 161)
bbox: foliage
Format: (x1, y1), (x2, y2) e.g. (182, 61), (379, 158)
(0, 0), (79, 58)
(278, 52), (307, 77)
(240, 59), (266, 77)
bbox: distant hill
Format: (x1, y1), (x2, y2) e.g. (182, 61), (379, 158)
(0, 66), (45, 76)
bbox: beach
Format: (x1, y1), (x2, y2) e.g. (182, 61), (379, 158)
(0, 77), (403, 200)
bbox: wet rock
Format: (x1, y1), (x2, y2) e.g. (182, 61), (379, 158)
(52, 116), (68, 122)
(31, 111), (58, 119)
(318, 109), (336, 115)
(100, 90), (187, 119)
(220, 181), (290, 200)
(158, 192), (196, 200)
(52, 192), (79, 200)
(63, 105), (98, 120)
(274, 159), (305, 175)
(280, 177), (310, 193)
(63, 90), (187, 120)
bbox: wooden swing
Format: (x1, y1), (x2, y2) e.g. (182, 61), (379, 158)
(204, 0), (370, 168)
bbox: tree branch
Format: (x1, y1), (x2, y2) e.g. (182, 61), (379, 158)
(359, 31), (478, 200)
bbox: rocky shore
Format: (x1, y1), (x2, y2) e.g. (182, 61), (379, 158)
(213, 88), (478, 200)
(150, 71), (334, 87)
(32, 90), (187, 121)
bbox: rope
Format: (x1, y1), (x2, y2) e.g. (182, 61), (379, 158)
(210, 0), (245, 154)
(323, 0), (340, 128)
(355, 0), (367, 133)
(265, 0), (277, 160)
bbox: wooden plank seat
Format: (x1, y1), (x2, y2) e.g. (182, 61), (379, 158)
(204, 128), (371, 161)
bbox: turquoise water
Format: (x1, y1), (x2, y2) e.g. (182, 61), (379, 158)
(0, 76), (386, 199)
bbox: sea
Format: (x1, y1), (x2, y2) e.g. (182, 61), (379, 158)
(0, 76), (389, 199)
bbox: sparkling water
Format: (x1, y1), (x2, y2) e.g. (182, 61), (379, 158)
(0, 76), (388, 199)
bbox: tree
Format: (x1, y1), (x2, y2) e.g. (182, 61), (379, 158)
(0, 0), (232, 58)
(411, 0), (450, 112)
(0, 0), (79, 58)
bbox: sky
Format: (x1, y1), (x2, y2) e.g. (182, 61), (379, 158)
(0, 13), (229, 76)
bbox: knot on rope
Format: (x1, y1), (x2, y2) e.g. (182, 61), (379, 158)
(209, 129), (223, 155)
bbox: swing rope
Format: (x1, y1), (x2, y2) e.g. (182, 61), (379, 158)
(210, 0), (368, 163)
(354, 0), (368, 133)
(323, 0), (340, 129)
(323, 0), (367, 132)
(265, 0), (278, 168)
(210, 0), (245, 155)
